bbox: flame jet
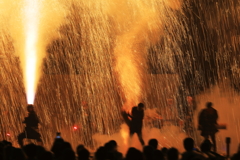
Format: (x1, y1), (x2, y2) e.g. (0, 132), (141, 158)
(5, 0), (65, 104)
(23, 0), (41, 104)
(110, 0), (182, 111)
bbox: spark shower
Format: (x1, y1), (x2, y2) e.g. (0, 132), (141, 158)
(0, 0), (240, 152)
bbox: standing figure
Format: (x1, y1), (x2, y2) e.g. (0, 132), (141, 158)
(198, 102), (218, 151)
(128, 103), (145, 146)
(17, 104), (43, 147)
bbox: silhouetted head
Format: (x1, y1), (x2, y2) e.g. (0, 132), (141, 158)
(108, 140), (118, 150)
(206, 102), (213, 108)
(161, 147), (168, 156)
(104, 142), (114, 151)
(2, 140), (12, 147)
(232, 152), (240, 160)
(27, 104), (34, 112)
(51, 138), (64, 158)
(126, 147), (144, 160)
(138, 103), (144, 110)
(183, 138), (194, 151)
(77, 147), (90, 160)
(148, 139), (158, 150)
(167, 148), (179, 160)
(95, 146), (107, 160)
(76, 144), (85, 152)
(200, 139), (212, 152)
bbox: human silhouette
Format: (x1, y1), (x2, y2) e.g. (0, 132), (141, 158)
(125, 147), (144, 160)
(104, 140), (123, 160)
(23, 143), (38, 160)
(181, 137), (205, 160)
(153, 150), (164, 160)
(127, 103), (145, 146)
(200, 139), (224, 160)
(143, 145), (154, 160)
(76, 145), (90, 160)
(167, 147), (179, 160)
(17, 105), (43, 147)
(148, 139), (158, 150)
(198, 102), (218, 152)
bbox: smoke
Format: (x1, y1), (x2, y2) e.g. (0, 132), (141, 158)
(100, 0), (183, 110)
(195, 81), (240, 154)
(93, 106), (186, 154)
(93, 123), (186, 155)
(0, 0), (66, 103)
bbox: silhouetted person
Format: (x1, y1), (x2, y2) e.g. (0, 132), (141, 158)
(128, 103), (145, 146)
(182, 138), (205, 160)
(12, 148), (27, 160)
(51, 134), (64, 159)
(148, 139), (158, 150)
(62, 148), (76, 160)
(17, 105), (43, 148)
(23, 143), (38, 160)
(95, 146), (107, 160)
(143, 146), (154, 160)
(200, 140), (216, 160)
(153, 150), (164, 160)
(77, 145), (90, 160)
(167, 148), (179, 160)
(161, 147), (168, 159)
(38, 151), (53, 160)
(200, 139), (224, 160)
(125, 147), (144, 160)
(76, 144), (85, 152)
(198, 102), (218, 152)
(232, 147), (240, 160)
(105, 140), (123, 160)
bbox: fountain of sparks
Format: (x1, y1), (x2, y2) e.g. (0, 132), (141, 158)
(0, 0), (240, 154)
(23, 0), (41, 104)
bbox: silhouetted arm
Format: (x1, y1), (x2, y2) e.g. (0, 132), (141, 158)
(198, 110), (204, 126)
(127, 113), (133, 118)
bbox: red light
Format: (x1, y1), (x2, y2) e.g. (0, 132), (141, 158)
(73, 126), (78, 130)
(6, 133), (10, 136)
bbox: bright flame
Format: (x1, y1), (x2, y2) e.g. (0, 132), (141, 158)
(23, 0), (41, 104)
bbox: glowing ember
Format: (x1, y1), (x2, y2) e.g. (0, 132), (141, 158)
(73, 126), (78, 130)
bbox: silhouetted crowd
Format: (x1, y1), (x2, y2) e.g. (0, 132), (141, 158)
(7, 102), (233, 160)
(0, 136), (240, 160)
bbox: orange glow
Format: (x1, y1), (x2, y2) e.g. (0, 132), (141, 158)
(121, 127), (128, 145)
